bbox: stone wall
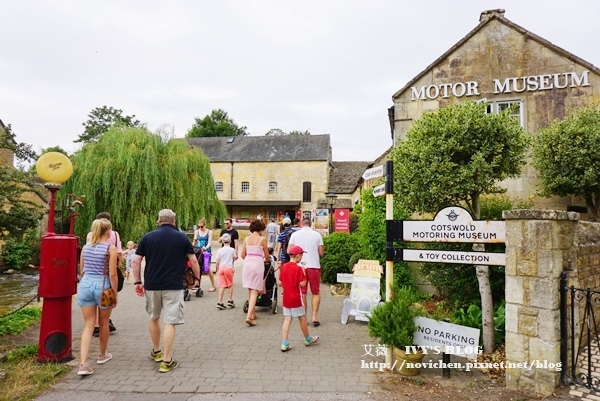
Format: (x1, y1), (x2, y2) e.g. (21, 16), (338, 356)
(503, 209), (600, 396)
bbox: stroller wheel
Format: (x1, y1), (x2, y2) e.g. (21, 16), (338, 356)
(196, 289), (204, 297)
(243, 300), (249, 313)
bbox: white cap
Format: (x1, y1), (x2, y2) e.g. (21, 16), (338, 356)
(282, 217), (292, 226)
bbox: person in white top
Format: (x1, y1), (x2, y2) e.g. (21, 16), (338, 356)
(287, 218), (324, 327)
(266, 218), (280, 249)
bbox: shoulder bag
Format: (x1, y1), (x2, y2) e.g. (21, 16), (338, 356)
(101, 250), (117, 307)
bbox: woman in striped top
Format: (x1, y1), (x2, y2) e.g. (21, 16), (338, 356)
(76, 218), (118, 376)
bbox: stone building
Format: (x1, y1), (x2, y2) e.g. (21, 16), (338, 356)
(390, 9), (600, 211)
(188, 134), (368, 231)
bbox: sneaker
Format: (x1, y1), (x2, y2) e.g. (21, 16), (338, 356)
(150, 349), (163, 363)
(305, 335), (320, 346)
(92, 327), (99, 337)
(97, 352), (113, 364)
(217, 303), (226, 310)
(109, 320), (116, 332)
(159, 359), (179, 373)
(77, 363), (94, 376)
(281, 344), (292, 352)
(227, 300), (235, 308)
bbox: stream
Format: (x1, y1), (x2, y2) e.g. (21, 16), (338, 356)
(0, 268), (39, 317)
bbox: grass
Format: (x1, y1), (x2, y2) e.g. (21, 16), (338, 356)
(0, 308), (69, 401)
(0, 307), (41, 336)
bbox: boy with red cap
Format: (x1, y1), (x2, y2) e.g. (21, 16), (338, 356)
(278, 245), (320, 351)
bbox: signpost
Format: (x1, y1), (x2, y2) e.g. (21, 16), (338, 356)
(372, 183), (385, 197)
(362, 164), (385, 180)
(402, 249), (506, 266)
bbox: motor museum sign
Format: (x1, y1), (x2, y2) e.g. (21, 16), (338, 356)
(410, 70), (590, 101)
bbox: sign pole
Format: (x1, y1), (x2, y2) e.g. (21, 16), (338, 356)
(385, 160), (394, 368)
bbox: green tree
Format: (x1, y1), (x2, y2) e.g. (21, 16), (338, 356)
(392, 100), (528, 353)
(75, 106), (141, 143)
(64, 126), (227, 242)
(355, 186), (413, 290)
(532, 104), (600, 221)
(186, 109), (248, 138)
(0, 124), (43, 241)
(265, 128), (311, 136)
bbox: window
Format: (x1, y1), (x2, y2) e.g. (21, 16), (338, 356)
(269, 181), (277, 192)
(302, 181), (312, 203)
(268, 211), (277, 221)
(485, 99), (524, 127)
(215, 181), (223, 192)
(241, 181), (250, 193)
(303, 210), (312, 220)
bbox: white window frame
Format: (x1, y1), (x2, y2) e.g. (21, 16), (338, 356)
(241, 181), (250, 193)
(215, 181), (223, 192)
(484, 99), (524, 127)
(268, 181), (277, 192)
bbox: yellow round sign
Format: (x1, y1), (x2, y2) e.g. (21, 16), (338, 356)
(35, 152), (73, 185)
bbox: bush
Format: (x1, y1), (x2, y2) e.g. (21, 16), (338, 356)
(451, 301), (506, 346)
(321, 232), (360, 284)
(368, 285), (423, 348)
(2, 239), (32, 270)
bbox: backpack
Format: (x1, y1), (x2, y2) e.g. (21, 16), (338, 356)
(281, 228), (294, 261)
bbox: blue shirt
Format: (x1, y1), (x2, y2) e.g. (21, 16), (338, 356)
(136, 224), (194, 290)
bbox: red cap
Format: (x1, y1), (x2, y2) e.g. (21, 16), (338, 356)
(288, 245), (306, 255)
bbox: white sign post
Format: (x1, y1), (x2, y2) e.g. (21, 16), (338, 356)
(372, 184), (385, 197)
(362, 165), (385, 180)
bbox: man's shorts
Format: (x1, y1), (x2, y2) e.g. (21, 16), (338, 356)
(77, 274), (112, 309)
(145, 290), (184, 324)
(300, 268), (321, 295)
(218, 267), (234, 288)
(283, 306), (306, 318)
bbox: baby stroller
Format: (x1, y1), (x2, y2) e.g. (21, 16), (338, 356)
(183, 247), (206, 301)
(243, 261), (278, 314)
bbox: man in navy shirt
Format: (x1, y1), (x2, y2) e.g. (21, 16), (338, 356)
(132, 209), (200, 373)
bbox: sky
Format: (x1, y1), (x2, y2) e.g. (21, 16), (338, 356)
(2, 0), (599, 162)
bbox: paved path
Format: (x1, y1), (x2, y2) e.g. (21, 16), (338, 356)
(36, 251), (385, 400)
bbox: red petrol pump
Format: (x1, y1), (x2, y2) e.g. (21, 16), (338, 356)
(35, 152), (79, 362)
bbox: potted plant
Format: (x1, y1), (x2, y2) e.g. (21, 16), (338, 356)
(368, 285), (425, 376)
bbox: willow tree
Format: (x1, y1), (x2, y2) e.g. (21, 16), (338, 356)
(392, 100), (529, 353)
(65, 126), (226, 242)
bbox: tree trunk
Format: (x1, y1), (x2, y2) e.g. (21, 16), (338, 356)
(471, 194), (494, 353)
(586, 195), (600, 222)
(474, 243), (495, 353)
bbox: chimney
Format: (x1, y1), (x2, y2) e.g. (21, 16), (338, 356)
(480, 9), (505, 23)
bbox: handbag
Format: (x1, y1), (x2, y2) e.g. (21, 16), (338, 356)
(101, 250), (117, 307)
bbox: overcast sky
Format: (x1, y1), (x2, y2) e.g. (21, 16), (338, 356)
(2, 1), (598, 162)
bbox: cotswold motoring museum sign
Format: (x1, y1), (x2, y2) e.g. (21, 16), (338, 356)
(410, 70), (590, 101)
(391, 206), (506, 266)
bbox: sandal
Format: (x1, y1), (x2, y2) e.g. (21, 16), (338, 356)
(208, 287), (216, 292)
(245, 319), (256, 327)
(77, 363), (94, 376)
(97, 352), (113, 364)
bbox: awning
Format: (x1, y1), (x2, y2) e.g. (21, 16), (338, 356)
(222, 200), (301, 207)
